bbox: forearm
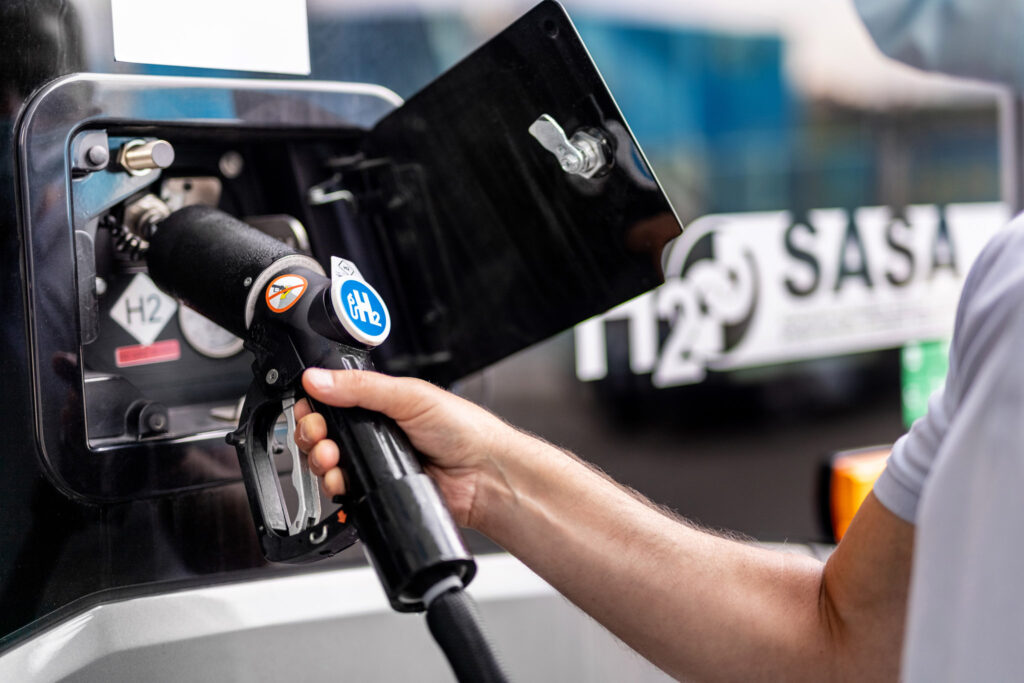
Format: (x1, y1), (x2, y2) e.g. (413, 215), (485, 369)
(297, 368), (908, 679)
(471, 433), (891, 682)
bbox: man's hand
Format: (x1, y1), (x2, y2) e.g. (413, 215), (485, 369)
(293, 367), (520, 528)
(292, 366), (913, 682)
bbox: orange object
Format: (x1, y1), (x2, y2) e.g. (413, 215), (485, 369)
(830, 448), (890, 541)
(264, 274), (308, 313)
(336, 510), (347, 524)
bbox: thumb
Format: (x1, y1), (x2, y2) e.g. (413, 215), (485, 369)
(301, 368), (436, 423)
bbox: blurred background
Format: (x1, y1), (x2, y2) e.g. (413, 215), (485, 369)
(307, 0), (1007, 542)
(74, 0), (1009, 540)
(302, 0), (1005, 542)
(0, 2), (1014, 679)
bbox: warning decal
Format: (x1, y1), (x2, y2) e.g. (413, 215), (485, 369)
(265, 274), (307, 313)
(110, 273), (178, 346)
(116, 339), (181, 368)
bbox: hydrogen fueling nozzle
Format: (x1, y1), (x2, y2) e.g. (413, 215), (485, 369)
(145, 205), (475, 612)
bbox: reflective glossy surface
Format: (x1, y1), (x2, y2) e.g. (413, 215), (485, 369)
(0, 0), (681, 647)
(0, 3), (405, 645)
(19, 75), (397, 502)
(366, 1), (681, 384)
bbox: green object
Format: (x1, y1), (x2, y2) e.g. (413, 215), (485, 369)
(901, 340), (951, 428)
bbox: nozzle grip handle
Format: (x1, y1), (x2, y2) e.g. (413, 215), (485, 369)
(229, 380), (360, 565)
(308, 379), (476, 612)
(150, 205), (475, 607)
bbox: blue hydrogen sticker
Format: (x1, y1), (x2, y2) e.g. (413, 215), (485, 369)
(341, 280), (386, 332)
(334, 277), (390, 345)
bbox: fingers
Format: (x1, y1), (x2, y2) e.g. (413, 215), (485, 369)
(322, 468), (345, 497)
(307, 438), (339, 476)
(293, 386), (349, 497)
(302, 368), (439, 423)
(293, 394), (347, 496)
(294, 411), (326, 453)
(294, 419), (346, 493)
(306, 438), (346, 496)
(293, 398), (312, 422)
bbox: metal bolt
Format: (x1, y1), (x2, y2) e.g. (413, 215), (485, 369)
(529, 115), (608, 179)
(86, 145), (109, 168)
(573, 135), (605, 176)
(95, 277), (107, 296)
(243, 276), (253, 287)
(560, 156), (582, 173)
(147, 413), (167, 431)
(265, 369), (279, 385)
(120, 139), (175, 174)
(122, 193), (170, 245)
(556, 144), (583, 173)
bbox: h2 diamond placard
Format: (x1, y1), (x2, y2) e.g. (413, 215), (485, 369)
(110, 273), (178, 346)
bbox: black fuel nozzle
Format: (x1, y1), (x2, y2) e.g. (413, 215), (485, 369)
(145, 205), (475, 611)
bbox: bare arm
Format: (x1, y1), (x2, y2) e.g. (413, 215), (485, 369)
(469, 430), (912, 681)
(296, 369), (913, 682)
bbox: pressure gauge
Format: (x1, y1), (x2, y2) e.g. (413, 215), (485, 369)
(178, 305), (244, 359)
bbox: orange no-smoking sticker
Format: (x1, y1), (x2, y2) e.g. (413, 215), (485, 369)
(265, 274), (308, 313)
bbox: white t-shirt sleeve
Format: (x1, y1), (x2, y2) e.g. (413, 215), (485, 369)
(874, 389), (951, 523)
(896, 215), (1024, 681)
(873, 213), (1024, 524)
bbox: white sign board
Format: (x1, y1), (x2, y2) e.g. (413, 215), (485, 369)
(576, 202), (1009, 387)
(111, 0), (311, 76)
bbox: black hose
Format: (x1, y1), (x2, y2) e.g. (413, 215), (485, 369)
(426, 588), (511, 682)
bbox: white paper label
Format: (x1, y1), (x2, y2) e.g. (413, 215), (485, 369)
(110, 273), (178, 346)
(111, 0), (311, 76)
(331, 255), (362, 281)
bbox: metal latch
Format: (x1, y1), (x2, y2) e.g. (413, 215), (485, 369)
(528, 114), (609, 179)
(308, 172), (357, 207)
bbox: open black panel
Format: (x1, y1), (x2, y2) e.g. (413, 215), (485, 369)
(364, 1), (681, 384)
(16, 2), (680, 503)
(16, 77), (397, 501)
